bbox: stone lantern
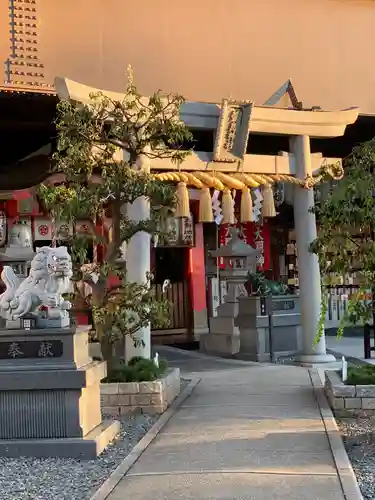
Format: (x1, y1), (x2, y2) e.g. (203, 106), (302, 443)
(199, 227), (260, 356)
(212, 227), (259, 301)
(0, 220), (35, 280)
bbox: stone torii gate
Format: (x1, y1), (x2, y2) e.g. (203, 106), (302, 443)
(54, 76), (359, 365)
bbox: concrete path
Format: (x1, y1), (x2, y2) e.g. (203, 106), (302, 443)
(107, 357), (348, 500)
(326, 335), (375, 365)
(153, 344), (264, 375)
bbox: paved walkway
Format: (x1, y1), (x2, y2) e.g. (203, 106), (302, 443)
(107, 355), (347, 500)
(326, 335), (374, 365)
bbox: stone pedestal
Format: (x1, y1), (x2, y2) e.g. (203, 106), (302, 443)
(0, 326), (119, 459)
(200, 324), (240, 356)
(199, 227), (259, 356)
(236, 295), (302, 362)
(199, 274), (244, 356)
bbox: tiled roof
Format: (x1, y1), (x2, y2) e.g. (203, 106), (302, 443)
(0, 84), (56, 96)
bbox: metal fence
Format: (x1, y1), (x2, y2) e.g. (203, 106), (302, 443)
(325, 285), (361, 329)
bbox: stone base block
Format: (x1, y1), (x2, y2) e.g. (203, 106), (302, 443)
(0, 419), (120, 460)
(5, 320), (21, 329)
(199, 333), (239, 356)
(325, 370), (375, 418)
(209, 317), (238, 335)
(0, 327), (115, 459)
(101, 368), (180, 416)
(294, 352), (337, 366)
(36, 316), (70, 329)
(238, 324), (301, 361)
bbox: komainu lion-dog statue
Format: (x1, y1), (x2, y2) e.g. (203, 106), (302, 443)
(0, 246), (73, 326)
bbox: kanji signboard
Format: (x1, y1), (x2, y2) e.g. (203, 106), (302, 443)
(0, 340), (63, 359)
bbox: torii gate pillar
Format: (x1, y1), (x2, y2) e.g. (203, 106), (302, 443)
(123, 148), (151, 361)
(290, 135), (335, 365)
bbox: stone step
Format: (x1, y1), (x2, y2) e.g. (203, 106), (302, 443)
(199, 332), (240, 355)
(216, 302), (239, 317)
(209, 316), (238, 335)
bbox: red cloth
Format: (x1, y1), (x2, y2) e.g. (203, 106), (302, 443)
(243, 221), (271, 271)
(218, 221), (271, 271)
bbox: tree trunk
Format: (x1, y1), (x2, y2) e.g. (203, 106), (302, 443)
(105, 196), (122, 262)
(91, 196), (122, 372)
(91, 283), (117, 372)
(99, 332), (116, 373)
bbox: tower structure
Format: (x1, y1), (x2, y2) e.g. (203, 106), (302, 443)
(4, 0), (52, 89)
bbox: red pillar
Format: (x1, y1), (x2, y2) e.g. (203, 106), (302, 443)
(187, 223), (208, 339)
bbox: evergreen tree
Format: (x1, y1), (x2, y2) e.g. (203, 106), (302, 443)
(310, 138), (375, 338)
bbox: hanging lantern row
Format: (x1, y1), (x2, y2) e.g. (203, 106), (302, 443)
(153, 171), (303, 223)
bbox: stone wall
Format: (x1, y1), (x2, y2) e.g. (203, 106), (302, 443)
(101, 368), (180, 416)
(324, 370), (375, 418)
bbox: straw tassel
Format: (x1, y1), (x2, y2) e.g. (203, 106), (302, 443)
(240, 187), (253, 223)
(175, 182), (190, 218)
(222, 189), (235, 225)
(199, 187), (213, 222)
(261, 184), (276, 217)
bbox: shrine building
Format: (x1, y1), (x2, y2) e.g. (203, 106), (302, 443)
(0, 0), (375, 363)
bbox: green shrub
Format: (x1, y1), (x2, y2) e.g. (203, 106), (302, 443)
(103, 356), (168, 383)
(346, 364), (375, 385)
(127, 356), (145, 366)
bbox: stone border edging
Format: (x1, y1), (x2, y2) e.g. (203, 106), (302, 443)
(101, 367), (181, 416)
(310, 368), (364, 500)
(89, 377), (201, 500)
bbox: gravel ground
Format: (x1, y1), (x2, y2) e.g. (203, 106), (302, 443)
(338, 416), (375, 500)
(0, 378), (190, 500)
